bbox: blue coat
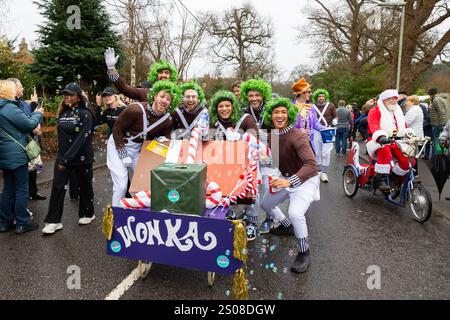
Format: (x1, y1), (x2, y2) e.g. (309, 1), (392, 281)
(0, 99), (42, 170)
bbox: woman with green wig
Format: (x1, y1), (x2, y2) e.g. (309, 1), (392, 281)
(105, 47), (178, 102)
(172, 81), (208, 139)
(209, 90), (258, 141)
(260, 97), (320, 273)
(107, 80), (180, 207)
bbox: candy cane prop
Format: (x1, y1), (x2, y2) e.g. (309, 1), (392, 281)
(205, 181), (223, 209)
(186, 127), (200, 164)
(120, 191), (151, 209)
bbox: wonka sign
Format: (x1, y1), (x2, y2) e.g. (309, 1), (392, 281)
(107, 207), (242, 275)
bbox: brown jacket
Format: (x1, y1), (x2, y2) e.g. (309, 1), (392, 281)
(314, 102), (337, 126)
(111, 73), (149, 102)
(112, 102), (172, 151)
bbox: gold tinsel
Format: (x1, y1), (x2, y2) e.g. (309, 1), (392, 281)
(232, 220), (248, 264)
(232, 268), (249, 300)
(102, 206), (114, 240)
(231, 220), (248, 300)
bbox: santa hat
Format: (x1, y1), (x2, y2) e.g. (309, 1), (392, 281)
(291, 78), (312, 95)
(379, 89), (399, 102)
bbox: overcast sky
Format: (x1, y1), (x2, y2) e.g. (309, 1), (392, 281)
(4, 0), (316, 80)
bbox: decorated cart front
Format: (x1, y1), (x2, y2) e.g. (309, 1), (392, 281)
(102, 138), (266, 300)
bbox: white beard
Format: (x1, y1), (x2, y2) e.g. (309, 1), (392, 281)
(386, 103), (399, 112)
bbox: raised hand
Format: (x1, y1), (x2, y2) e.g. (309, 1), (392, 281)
(104, 47), (119, 70)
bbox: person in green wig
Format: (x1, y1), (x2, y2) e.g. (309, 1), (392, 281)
(261, 97), (319, 273)
(240, 79), (272, 130)
(104, 47), (178, 103)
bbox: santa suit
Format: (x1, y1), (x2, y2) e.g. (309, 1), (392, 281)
(366, 99), (411, 176)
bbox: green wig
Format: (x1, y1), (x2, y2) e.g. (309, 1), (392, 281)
(148, 80), (181, 113)
(240, 79), (272, 105)
(263, 98), (299, 129)
(209, 90), (242, 126)
(311, 88), (330, 104)
(179, 81), (206, 105)
(147, 60), (178, 84)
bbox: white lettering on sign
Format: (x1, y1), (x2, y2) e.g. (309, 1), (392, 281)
(116, 216), (218, 252)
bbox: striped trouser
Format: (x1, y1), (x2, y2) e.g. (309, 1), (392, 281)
(261, 175), (320, 252)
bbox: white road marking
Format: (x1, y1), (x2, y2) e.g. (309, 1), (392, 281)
(105, 267), (140, 300)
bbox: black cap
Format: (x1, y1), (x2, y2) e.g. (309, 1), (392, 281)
(101, 87), (117, 97)
(61, 83), (82, 96)
(428, 88), (438, 96)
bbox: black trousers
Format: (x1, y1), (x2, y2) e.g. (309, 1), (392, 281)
(44, 160), (94, 224)
(28, 170), (38, 197)
(69, 170), (79, 199)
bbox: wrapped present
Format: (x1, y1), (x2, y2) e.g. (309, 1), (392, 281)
(151, 163), (207, 216)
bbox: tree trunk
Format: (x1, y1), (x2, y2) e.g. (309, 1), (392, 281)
(128, 1), (136, 87)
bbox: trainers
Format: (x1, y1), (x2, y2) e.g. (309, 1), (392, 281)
(16, 222), (39, 234)
(291, 250), (310, 273)
(270, 224), (295, 236)
(78, 216), (96, 225)
(42, 223), (63, 234)
(246, 223), (257, 242)
(320, 172), (329, 183)
(259, 219), (272, 234)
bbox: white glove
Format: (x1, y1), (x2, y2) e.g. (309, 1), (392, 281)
(332, 118), (338, 126)
(121, 156), (132, 167)
(225, 129), (241, 141)
(105, 47), (119, 70)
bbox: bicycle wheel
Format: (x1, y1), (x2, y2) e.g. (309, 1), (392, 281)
(407, 182), (432, 223)
(343, 166), (359, 198)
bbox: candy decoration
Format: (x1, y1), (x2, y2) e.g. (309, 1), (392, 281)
(206, 181), (222, 209)
(120, 191), (151, 209)
(186, 127), (200, 164)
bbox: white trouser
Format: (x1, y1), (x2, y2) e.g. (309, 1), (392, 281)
(245, 167), (284, 223)
(313, 130), (333, 173)
(107, 135), (142, 207)
(261, 175), (320, 239)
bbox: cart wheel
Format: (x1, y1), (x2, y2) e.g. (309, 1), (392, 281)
(207, 272), (216, 287)
(138, 260), (152, 279)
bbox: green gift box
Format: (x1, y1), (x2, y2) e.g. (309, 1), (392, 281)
(151, 163), (207, 216)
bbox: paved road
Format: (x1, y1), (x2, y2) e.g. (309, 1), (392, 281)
(0, 155), (449, 300)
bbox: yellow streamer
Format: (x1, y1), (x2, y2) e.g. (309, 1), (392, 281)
(231, 220), (248, 300)
(232, 268), (249, 300)
(102, 206), (114, 240)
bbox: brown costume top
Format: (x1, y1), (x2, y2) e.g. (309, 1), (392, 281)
(211, 114), (259, 141)
(313, 102), (337, 126)
(112, 102), (172, 156)
(108, 70), (149, 102)
(268, 125), (318, 187)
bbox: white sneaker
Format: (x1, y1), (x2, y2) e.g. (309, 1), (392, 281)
(42, 223), (63, 234)
(78, 216), (96, 225)
(320, 172), (329, 183)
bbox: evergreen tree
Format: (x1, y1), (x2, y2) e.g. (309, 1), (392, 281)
(30, 0), (122, 95)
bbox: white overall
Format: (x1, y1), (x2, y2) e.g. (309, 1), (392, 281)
(313, 103), (333, 173)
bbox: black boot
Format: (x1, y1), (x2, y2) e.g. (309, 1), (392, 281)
(291, 250), (310, 273)
(375, 174), (390, 193)
(270, 224), (295, 236)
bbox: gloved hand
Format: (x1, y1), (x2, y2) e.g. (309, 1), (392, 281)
(121, 156), (132, 167)
(377, 136), (391, 145)
(105, 47), (120, 70)
(332, 118), (338, 126)
(225, 130), (241, 141)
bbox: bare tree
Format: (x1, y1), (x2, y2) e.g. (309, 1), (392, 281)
(0, 0), (11, 34)
(211, 3), (274, 80)
(303, 0), (450, 92)
(104, 0), (155, 86)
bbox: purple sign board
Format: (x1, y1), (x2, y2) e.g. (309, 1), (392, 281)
(107, 207), (243, 275)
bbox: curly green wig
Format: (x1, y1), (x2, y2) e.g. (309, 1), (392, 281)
(263, 98), (299, 129)
(148, 80), (181, 112)
(209, 90), (242, 126)
(147, 60), (178, 84)
(179, 81), (206, 105)
(240, 79), (272, 105)
(311, 88), (330, 104)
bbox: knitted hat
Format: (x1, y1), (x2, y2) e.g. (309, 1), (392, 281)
(263, 98), (299, 129)
(240, 79), (272, 104)
(379, 89), (399, 102)
(147, 60), (178, 84)
(291, 78), (312, 95)
(312, 88), (330, 104)
(209, 90), (241, 125)
(148, 80), (181, 112)
(179, 81), (206, 105)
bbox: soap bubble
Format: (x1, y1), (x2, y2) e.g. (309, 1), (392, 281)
(277, 292), (283, 300)
(225, 249), (231, 256)
(80, 156), (85, 161)
(75, 127), (80, 132)
(225, 290), (230, 296)
(77, 74), (81, 80)
(249, 270), (254, 275)
(56, 76), (63, 82)
(283, 267), (288, 274)
(288, 249), (294, 256)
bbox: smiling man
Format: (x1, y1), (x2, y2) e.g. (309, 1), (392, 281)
(261, 98), (320, 273)
(107, 81), (180, 207)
